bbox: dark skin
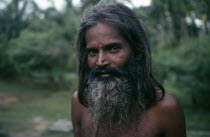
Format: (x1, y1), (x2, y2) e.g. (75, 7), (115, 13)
(71, 22), (186, 137)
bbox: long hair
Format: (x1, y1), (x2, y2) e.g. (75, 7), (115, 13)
(76, 3), (165, 108)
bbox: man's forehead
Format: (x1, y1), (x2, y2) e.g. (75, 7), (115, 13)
(85, 22), (129, 48)
(86, 40), (126, 48)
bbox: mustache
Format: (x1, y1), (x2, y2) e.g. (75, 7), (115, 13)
(89, 66), (129, 79)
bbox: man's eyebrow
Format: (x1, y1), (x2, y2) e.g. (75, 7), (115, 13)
(102, 42), (122, 49)
(86, 47), (98, 51)
(105, 42), (121, 46)
(86, 42), (122, 49)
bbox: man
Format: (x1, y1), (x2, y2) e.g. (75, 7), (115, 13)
(72, 3), (186, 137)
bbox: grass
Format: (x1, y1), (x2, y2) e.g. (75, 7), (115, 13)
(0, 79), (74, 137)
(0, 79), (210, 137)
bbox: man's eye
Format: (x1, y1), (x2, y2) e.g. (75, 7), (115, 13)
(88, 50), (97, 56)
(110, 46), (120, 53)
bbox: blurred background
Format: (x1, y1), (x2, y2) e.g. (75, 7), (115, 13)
(0, 0), (209, 137)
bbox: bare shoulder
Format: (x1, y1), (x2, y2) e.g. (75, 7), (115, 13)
(71, 91), (87, 136)
(155, 92), (185, 121)
(152, 92), (186, 137)
(71, 91), (86, 124)
(157, 92), (181, 109)
(72, 91), (80, 106)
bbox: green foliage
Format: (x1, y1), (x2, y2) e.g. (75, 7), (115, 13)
(0, 0), (80, 88)
(184, 107), (210, 130)
(0, 0), (43, 76)
(6, 28), (76, 87)
(153, 35), (210, 107)
(4, 10), (79, 87)
(61, 9), (81, 41)
(7, 30), (68, 73)
(149, 0), (209, 40)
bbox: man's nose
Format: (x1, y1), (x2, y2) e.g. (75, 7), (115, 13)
(96, 51), (110, 68)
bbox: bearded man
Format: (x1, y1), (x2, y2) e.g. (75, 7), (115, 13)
(71, 3), (186, 137)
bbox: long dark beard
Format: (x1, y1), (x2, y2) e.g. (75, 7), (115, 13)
(84, 57), (145, 136)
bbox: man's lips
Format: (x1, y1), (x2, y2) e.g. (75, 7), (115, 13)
(96, 71), (111, 78)
(99, 73), (111, 78)
(90, 67), (124, 79)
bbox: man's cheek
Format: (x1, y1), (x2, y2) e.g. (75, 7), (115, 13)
(88, 57), (96, 69)
(110, 55), (130, 67)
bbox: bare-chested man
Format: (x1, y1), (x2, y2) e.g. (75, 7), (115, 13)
(71, 3), (186, 137)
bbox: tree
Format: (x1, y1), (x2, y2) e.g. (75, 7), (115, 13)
(149, 0), (208, 41)
(0, 0), (81, 88)
(0, 0), (34, 75)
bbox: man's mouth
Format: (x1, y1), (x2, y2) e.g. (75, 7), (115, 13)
(90, 67), (124, 79)
(96, 70), (111, 78)
(99, 73), (111, 78)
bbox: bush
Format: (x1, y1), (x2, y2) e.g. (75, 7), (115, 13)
(6, 28), (76, 88)
(153, 35), (210, 107)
